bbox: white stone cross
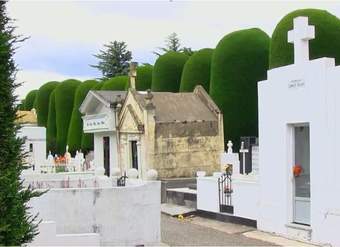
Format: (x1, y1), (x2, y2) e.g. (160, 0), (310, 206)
(239, 141), (248, 174)
(288, 17), (315, 64)
(227, 140), (233, 154)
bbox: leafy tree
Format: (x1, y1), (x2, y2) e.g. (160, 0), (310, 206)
(0, 2), (41, 245)
(154, 32), (193, 56)
(91, 41), (132, 80)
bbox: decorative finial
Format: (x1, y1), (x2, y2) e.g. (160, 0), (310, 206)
(129, 62), (138, 90)
(145, 89), (155, 110)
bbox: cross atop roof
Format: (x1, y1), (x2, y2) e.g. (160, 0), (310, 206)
(288, 16), (315, 64)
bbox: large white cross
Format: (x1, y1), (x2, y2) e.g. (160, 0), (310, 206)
(288, 17), (315, 64)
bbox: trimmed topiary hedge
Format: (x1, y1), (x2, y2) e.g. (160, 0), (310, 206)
(210, 28), (270, 150)
(151, 51), (188, 92)
(136, 64), (153, 91)
(270, 9), (340, 69)
(24, 90), (38, 110)
(46, 89), (57, 154)
(67, 80), (97, 154)
(180, 48), (213, 92)
(101, 76), (129, 91)
(55, 79), (81, 154)
(36, 81), (59, 127)
(92, 81), (104, 90)
(80, 81), (102, 152)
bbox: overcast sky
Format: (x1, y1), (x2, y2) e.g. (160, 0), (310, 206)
(7, 0), (340, 99)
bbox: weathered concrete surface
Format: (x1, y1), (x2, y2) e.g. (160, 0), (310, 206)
(161, 203), (196, 216)
(161, 214), (275, 246)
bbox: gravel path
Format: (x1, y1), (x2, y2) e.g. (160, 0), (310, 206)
(161, 214), (277, 246)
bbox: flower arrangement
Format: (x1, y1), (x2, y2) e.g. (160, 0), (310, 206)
(293, 164), (303, 177)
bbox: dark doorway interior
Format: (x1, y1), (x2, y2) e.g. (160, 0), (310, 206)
(103, 136), (110, 176)
(131, 140), (138, 170)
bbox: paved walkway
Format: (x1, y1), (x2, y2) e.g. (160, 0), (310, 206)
(161, 214), (276, 246)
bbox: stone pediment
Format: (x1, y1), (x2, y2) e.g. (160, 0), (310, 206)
(119, 104), (144, 133)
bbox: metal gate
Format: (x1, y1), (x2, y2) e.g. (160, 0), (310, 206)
(218, 166), (234, 214)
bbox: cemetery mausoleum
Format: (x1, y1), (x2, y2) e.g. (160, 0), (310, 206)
(118, 85), (224, 178)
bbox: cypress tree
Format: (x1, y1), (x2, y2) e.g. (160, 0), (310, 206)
(101, 75), (128, 91)
(24, 89), (38, 110)
(180, 48), (213, 92)
(81, 82), (101, 152)
(55, 79), (81, 154)
(67, 80), (97, 154)
(0, 2), (41, 244)
(36, 81), (59, 127)
(151, 51), (188, 92)
(210, 28), (270, 150)
(46, 89), (57, 154)
(270, 9), (340, 69)
(136, 64), (153, 91)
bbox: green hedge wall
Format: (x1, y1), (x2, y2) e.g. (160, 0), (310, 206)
(136, 64), (153, 91)
(36, 81), (59, 127)
(210, 28), (270, 150)
(67, 80), (97, 154)
(24, 90), (38, 110)
(80, 81), (102, 151)
(55, 79), (81, 154)
(151, 51), (188, 92)
(46, 89), (57, 154)
(270, 9), (340, 69)
(101, 76), (128, 91)
(180, 48), (213, 92)
(92, 81), (104, 90)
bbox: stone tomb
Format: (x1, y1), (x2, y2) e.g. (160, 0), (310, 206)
(258, 16), (340, 245)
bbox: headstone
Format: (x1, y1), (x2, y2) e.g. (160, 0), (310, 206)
(220, 140), (240, 174)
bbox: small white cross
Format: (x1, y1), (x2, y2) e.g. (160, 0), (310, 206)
(227, 140), (233, 154)
(239, 142), (248, 174)
(288, 16), (315, 64)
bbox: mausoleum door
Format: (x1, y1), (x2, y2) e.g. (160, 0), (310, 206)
(293, 125), (310, 225)
(131, 140), (138, 170)
(103, 136), (110, 176)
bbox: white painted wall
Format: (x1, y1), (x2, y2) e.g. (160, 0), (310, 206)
(29, 181), (161, 246)
(93, 132), (118, 176)
(233, 176), (259, 220)
(197, 176), (220, 213)
(258, 57), (340, 246)
(17, 125), (46, 172)
(30, 221), (100, 246)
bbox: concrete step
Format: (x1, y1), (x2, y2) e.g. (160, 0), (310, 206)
(166, 187), (197, 208)
(161, 203), (196, 217)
